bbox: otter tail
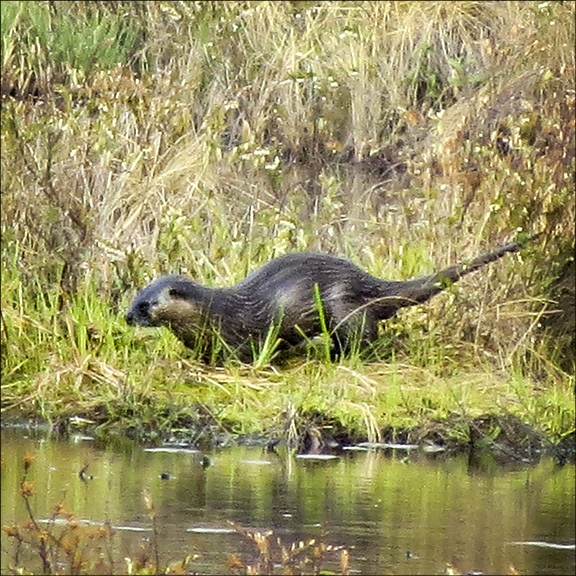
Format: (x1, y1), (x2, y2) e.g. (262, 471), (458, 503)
(387, 233), (539, 309)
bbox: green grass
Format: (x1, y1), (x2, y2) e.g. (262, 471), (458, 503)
(1, 1), (574, 449)
(1, 0), (145, 91)
(2, 246), (572, 447)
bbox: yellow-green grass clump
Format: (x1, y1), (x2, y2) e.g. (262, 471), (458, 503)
(1, 1), (574, 448)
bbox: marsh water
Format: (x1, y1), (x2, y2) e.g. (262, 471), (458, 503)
(1, 427), (574, 576)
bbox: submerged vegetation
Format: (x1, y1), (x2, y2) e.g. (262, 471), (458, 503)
(1, 1), (574, 452)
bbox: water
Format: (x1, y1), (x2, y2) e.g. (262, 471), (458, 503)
(1, 427), (574, 575)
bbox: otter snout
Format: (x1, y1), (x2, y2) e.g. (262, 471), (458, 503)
(125, 300), (153, 326)
(125, 310), (137, 325)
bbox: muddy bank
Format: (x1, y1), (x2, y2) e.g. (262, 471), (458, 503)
(2, 409), (574, 468)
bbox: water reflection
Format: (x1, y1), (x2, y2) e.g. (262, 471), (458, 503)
(1, 428), (574, 575)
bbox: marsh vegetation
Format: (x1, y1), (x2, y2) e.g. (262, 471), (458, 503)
(1, 1), (574, 452)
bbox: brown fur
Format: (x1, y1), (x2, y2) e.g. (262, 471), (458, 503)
(126, 240), (528, 362)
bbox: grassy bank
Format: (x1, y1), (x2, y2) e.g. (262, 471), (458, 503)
(1, 1), (574, 454)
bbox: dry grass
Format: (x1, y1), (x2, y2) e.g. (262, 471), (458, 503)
(1, 1), (574, 444)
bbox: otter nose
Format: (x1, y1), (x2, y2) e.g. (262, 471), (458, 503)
(125, 311), (135, 325)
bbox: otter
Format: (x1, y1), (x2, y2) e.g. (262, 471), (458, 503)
(126, 239), (531, 362)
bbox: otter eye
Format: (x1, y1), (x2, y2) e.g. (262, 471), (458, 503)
(169, 288), (187, 299)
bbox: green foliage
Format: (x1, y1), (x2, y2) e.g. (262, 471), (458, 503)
(2, 1), (144, 93)
(313, 283), (333, 363)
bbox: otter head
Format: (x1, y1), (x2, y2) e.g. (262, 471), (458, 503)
(126, 274), (213, 345)
(126, 275), (184, 327)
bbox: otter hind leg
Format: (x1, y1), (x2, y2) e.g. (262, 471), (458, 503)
(330, 307), (378, 358)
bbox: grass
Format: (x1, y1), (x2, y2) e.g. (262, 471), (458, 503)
(1, 1), (575, 452)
